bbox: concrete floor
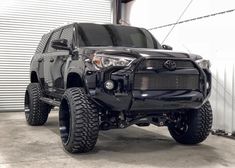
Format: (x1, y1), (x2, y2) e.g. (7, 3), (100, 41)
(0, 112), (235, 168)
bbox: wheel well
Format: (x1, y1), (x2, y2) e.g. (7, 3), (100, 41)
(31, 71), (38, 83)
(66, 73), (83, 88)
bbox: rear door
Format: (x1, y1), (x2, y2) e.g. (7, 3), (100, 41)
(34, 33), (51, 87)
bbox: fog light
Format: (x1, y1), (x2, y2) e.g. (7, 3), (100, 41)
(104, 80), (114, 90)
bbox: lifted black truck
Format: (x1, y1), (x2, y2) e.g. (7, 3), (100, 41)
(25, 23), (212, 153)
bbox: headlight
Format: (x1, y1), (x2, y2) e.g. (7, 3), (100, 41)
(196, 59), (211, 69)
(92, 54), (136, 69)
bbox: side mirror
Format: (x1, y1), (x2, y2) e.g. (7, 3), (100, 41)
(51, 39), (70, 51)
(162, 44), (173, 50)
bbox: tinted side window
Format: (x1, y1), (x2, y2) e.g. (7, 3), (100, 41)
(35, 33), (50, 53)
(60, 26), (74, 47)
(45, 30), (61, 53)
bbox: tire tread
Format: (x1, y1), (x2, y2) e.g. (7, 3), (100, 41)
(25, 83), (50, 126)
(61, 88), (98, 153)
(169, 101), (213, 144)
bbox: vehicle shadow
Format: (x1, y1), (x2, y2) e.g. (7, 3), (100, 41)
(45, 114), (226, 168)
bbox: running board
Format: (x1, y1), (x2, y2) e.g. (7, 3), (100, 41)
(40, 97), (60, 107)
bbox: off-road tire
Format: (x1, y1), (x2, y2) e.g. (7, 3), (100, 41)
(24, 83), (51, 126)
(168, 101), (213, 144)
(59, 88), (99, 153)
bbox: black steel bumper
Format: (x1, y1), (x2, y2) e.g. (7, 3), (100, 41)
(86, 58), (211, 112)
(131, 90), (204, 111)
(92, 89), (207, 112)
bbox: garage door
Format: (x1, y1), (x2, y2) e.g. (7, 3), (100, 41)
(0, 0), (113, 111)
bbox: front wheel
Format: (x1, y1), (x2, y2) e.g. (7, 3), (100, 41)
(59, 88), (99, 153)
(168, 101), (213, 145)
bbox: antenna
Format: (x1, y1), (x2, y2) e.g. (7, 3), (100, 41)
(161, 0), (194, 44)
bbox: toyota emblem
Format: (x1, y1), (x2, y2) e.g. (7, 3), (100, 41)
(163, 60), (176, 71)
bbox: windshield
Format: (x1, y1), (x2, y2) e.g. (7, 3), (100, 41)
(77, 23), (161, 49)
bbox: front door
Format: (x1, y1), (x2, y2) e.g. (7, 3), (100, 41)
(49, 25), (74, 95)
(48, 51), (69, 92)
(42, 29), (62, 93)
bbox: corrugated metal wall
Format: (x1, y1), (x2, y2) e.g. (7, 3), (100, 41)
(210, 61), (235, 135)
(0, 0), (113, 111)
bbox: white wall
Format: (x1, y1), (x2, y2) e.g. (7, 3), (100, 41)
(124, 0), (235, 134)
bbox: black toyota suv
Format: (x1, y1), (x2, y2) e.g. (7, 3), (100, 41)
(25, 23), (212, 153)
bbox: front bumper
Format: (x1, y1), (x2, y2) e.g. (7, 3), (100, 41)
(131, 90), (204, 111)
(86, 57), (211, 112)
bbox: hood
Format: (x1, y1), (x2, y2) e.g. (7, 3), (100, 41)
(80, 47), (202, 61)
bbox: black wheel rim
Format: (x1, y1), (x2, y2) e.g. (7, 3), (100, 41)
(59, 99), (71, 145)
(173, 121), (189, 136)
(24, 91), (30, 119)
(171, 112), (189, 136)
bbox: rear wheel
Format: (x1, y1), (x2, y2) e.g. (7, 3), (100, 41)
(59, 88), (99, 153)
(24, 83), (51, 126)
(168, 101), (213, 144)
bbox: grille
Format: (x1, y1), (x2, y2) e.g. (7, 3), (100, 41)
(137, 59), (194, 71)
(134, 74), (199, 90)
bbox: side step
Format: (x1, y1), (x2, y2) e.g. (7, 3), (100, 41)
(40, 97), (60, 107)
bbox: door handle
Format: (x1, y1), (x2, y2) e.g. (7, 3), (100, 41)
(50, 58), (54, 62)
(38, 57), (43, 62)
(59, 55), (68, 61)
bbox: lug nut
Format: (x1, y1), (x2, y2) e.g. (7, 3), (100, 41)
(104, 80), (114, 90)
(159, 122), (164, 126)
